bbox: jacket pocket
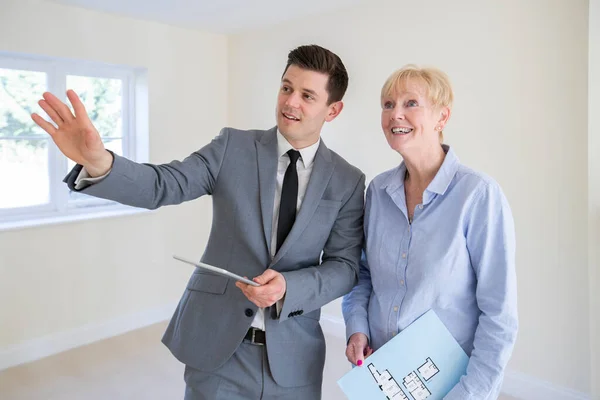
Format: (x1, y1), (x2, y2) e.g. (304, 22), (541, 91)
(186, 271), (228, 295)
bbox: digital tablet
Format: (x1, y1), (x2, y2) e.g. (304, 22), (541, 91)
(173, 255), (260, 287)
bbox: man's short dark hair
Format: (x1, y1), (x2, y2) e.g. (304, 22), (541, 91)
(283, 44), (349, 105)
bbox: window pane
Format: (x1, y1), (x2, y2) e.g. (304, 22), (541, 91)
(0, 139), (49, 209)
(0, 68), (46, 139)
(104, 138), (123, 157)
(66, 75), (122, 138)
(0, 68), (49, 210)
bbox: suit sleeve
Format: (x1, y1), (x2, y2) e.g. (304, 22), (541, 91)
(63, 128), (230, 209)
(278, 172), (365, 322)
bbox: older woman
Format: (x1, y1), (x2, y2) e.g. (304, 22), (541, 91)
(342, 65), (518, 399)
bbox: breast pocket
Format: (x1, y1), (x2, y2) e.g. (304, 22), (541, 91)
(186, 271), (228, 295)
(318, 199), (343, 209)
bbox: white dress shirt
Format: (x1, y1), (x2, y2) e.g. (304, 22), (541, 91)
(251, 131), (319, 330)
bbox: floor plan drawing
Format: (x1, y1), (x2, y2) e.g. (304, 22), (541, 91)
(367, 358), (438, 400)
(418, 357), (440, 381)
(403, 371), (431, 400)
(338, 310), (470, 400)
(367, 363), (409, 400)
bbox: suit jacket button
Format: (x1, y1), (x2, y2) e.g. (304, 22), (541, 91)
(245, 308), (254, 317)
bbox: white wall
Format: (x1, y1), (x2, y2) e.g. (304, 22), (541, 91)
(589, 0), (600, 397)
(229, 0), (591, 396)
(0, 0), (227, 365)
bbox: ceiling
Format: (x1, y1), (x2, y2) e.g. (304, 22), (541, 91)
(48, 0), (367, 34)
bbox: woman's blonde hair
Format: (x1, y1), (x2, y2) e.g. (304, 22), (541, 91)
(381, 65), (454, 142)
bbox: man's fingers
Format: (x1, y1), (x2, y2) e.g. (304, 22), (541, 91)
(235, 284), (278, 308)
(246, 286), (278, 302)
(243, 279), (278, 297)
(254, 269), (278, 285)
(43, 92), (74, 122)
(31, 113), (57, 136)
(67, 89), (90, 121)
(235, 280), (247, 289)
(235, 281), (262, 306)
(236, 272), (284, 308)
(38, 100), (64, 126)
(237, 281), (259, 296)
(235, 281), (251, 298)
(236, 284), (257, 305)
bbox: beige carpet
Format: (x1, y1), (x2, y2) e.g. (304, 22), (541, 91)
(0, 321), (520, 400)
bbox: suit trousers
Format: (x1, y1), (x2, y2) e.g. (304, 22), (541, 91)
(183, 339), (322, 400)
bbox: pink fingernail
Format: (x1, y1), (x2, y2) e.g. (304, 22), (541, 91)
(357, 360), (363, 366)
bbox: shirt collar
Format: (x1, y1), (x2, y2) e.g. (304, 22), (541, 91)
(381, 144), (460, 198)
(276, 130), (320, 168)
(426, 144), (460, 195)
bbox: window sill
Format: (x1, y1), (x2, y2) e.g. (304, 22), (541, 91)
(0, 204), (153, 232)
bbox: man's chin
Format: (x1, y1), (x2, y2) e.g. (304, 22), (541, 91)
(277, 124), (298, 137)
(278, 128), (294, 139)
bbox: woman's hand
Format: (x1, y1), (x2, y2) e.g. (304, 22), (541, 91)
(346, 332), (373, 366)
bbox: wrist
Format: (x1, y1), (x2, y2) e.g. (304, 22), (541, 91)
(85, 150), (114, 177)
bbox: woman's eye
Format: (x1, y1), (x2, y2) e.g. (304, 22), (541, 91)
(406, 100), (418, 107)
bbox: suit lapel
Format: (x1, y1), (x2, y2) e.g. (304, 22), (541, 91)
(271, 140), (335, 266)
(256, 127), (279, 256)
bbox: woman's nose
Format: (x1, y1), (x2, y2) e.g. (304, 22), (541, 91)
(391, 108), (405, 120)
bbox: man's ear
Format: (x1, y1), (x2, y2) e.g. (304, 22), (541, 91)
(325, 101), (344, 122)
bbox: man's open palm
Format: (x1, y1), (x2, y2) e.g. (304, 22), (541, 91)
(31, 90), (112, 177)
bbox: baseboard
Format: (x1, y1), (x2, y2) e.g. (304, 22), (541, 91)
(502, 370), (590, 400)
(319, 312), (591, 400)
(0, 301), (178, 371)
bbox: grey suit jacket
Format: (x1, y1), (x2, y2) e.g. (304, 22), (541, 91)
(65, 127), (365, 387)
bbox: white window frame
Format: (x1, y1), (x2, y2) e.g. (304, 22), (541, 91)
(0, 52), (150, 231)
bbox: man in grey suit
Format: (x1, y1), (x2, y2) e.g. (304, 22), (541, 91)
(31, 45), (365, 399)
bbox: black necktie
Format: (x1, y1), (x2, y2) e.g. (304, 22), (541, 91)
(276, 149), (300, 252)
